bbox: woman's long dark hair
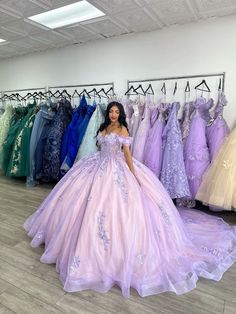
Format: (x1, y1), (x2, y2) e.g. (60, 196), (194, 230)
(97, 101), (129, 135)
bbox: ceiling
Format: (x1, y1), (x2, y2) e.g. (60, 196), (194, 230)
(0, 0), (235, 59)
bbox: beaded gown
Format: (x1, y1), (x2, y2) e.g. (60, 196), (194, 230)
(24, 132), (236, 297)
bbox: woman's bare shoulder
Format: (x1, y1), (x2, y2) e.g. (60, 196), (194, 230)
(120, 125), (129, 137)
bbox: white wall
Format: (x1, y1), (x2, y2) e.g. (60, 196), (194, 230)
(0, 15), (236, 127)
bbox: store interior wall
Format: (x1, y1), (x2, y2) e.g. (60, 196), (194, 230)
(0, 15), (236, 127)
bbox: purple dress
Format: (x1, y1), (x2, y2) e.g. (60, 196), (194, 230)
(184, 98), (212, 198)
(181, 102), (195, 146)
(206, 93), (230, 161)
(122, 98), (134, 129)
(143, 103), (167, 177)
(160, 102), (190, 199)
(132, 99), (151, 162)
(24, 132), (236, 297)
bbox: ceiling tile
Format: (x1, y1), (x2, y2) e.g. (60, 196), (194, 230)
(0, 0), (46, 18)
(84, 18), (129, 37)
(32, 30), (72, 47)
(0, 10), (18, 24)
(145, 0), (197, 25)
(89, 0), (140, 14)
(115, 7), (160, 32)
(57, 25), (101, 42)
(2, 19), (45, 36)
(32, 0), (81, 10)
(196, 0), (236, 17)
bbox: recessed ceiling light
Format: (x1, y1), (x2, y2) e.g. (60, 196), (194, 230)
(0, 38), (6, 43)
(28, 0), (105, 29)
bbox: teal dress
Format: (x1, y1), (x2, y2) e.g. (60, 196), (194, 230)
(7, 103), (37, 177)
(0, 104), (14, 169)
(1, 107), (28, 174)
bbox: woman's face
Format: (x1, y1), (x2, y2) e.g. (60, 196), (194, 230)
(109, 105), (120, 123)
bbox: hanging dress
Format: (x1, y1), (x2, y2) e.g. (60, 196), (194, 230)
(42, 99), (72, 182)
(0, 104), (14, 169)
(75, 102), (105, 161)
(132, 98), (151, 162)
(1, 106), (28, 175)
(60, 99), (95, 173)
(206, 92), (230, 161)
(160, 102), (190, 199)
(7, 102), (38, 177)
(143, 103), (168, 177)
(184, 97), (212, 199)
(196, 125), (236, 210)
(27, 102), (56, 186)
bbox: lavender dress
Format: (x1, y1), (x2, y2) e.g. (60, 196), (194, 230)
(184, 98), (212, 198)
(181, 102), (195, 146)
(206, 92), (230, 161)
(132, 99), (151, 162)
(143, 103), (167, 177)
(160, 102), (190, 199)
(24, 132), (236, 297)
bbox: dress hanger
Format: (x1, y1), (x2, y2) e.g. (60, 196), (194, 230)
(194, 79), (211, 92)
(144, 84), (154, 95)
(124, 85), (138, 96)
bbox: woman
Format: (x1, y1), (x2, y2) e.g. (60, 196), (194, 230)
(24, 101), (236, 298)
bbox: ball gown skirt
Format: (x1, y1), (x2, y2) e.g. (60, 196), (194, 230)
(196, 127), (236, 210)
(24, 133), (236, 298)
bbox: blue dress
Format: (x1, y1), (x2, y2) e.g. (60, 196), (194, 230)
(75, 102), (105, 161)
(60, 98), (96, 173)
(27, 102), (56, 186)
(60, 95), (88, 167)
(42, 99), (72, 182)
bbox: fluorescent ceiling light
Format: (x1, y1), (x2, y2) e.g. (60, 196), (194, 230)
(0, 38), (6, 43)
(28, 0), (105, 29)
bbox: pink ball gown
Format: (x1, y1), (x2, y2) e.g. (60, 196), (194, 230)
(24, 132), (236, 298)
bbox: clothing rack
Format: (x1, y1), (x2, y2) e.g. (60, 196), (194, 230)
(127, 72), (225, 92)
(48, 82), (114, 90)
(0, 87), (46, 98)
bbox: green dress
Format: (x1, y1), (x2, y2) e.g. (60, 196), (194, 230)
(2, 106), (29, 175)
(0, 104), (14, 169)
(7, 103), (38, 177)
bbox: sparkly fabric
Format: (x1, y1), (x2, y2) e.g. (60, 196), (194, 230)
(60, 96), (89, 170)
(1, 107), (29, 175)
(196, 126), (236, 210)
(132, 98), (151, 162)
(160, 102), (190, 199)
(0, 104), (14, 169)
(7, 103), (38, 177)
(180, 101), (195, 146)
(184, 98), (211, 198)
(143, 103), (169, 178)
(24, 132), (236, 298)
(206, 92), (230, 161)
(42, 99), (72, 182)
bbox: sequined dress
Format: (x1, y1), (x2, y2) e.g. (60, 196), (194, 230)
(24, 132), (236, 297)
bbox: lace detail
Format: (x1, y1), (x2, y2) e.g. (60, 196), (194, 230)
(69, 256), (81, 275)
(114, 160), (128, 201)
(160, 102), (190, 199)
(97, 212), (110, 251)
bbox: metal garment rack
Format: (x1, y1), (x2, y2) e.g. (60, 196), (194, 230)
(48, 82), (114, 90)
(127, 72), (225, 92)
(1, 87), (46, 97)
